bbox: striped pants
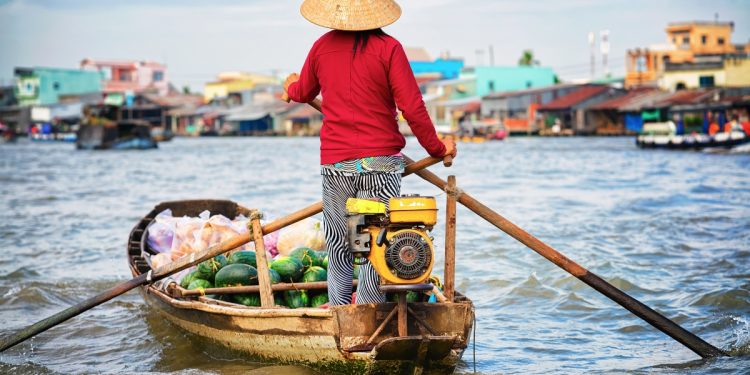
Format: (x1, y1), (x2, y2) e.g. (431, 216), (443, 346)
(323, 173), (402, 305)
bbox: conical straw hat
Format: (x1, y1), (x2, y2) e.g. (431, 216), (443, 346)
(300, 0), (402, 31)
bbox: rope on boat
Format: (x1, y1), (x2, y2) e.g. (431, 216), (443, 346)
(444, 184), (464, 199)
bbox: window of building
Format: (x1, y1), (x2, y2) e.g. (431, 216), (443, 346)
(153, 71), (164, 82)
(53, 82), (60, 91)
(699, 75), (715, 88)
(701, 35), (707, 45)
(119, 71), (132, 82)
(636, 56), (647, 72)
(682, 36), (689, 45)
(526, 81), (532, 88)
(101, 68), (112, 81)
(675, 82), (686, 90)
(488, 81), (495, 92)
(718, 37), (725, 45)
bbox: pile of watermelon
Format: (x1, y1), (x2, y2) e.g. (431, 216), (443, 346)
(178, 247), (335, 308)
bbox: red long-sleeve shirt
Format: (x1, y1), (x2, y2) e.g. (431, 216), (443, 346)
(287, 30), (446, 165)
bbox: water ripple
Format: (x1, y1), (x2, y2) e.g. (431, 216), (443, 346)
(1, 137), (749, 374)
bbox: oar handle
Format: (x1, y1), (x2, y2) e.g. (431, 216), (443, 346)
(296, 98), (452, 167)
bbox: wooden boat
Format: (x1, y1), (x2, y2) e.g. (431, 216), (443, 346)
(636, 131), (749, 150)
(77, 120), (157, 150)
(127, 199), (474, 374)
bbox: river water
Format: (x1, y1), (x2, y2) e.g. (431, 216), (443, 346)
(0, 136), (748, 374)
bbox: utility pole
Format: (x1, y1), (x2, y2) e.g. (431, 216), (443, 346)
(589, 32), (596, 80)
(475, 49), (485, 67)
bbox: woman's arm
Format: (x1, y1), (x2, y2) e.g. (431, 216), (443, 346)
(388, 42), (450, 158)
(286, 47), (321, 103)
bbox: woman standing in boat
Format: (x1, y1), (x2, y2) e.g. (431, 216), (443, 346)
(284, 0), (456, 305)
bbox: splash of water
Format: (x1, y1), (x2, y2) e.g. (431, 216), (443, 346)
(729, 316), (750, 355)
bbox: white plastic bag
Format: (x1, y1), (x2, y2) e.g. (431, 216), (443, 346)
(276, 217), (325, 255)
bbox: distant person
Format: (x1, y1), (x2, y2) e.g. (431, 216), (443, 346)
(708, 117), (720, 136)
(728, 115), (742, 133)
(551, 118), (562, 134)
(459, 115), (473, 137)
(283, 0), (456, 306)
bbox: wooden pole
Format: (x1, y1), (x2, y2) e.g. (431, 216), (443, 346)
(397, 293), (408, 336)
(177, 280), (359, 297)
(250, 212), (274, 307)
(444, 175), (457, 302)
(402, 156), (728, 359)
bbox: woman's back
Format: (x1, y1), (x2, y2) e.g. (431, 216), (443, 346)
(288, 30), (444, 164)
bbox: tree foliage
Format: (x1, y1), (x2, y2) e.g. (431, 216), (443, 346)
(518, 49), (540, 66)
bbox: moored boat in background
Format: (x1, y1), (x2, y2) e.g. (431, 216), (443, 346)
(636, 121), (749, 150)
(77, 120), (157, 150)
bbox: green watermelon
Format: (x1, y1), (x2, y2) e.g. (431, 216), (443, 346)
(284, 290), (309, 309)
(180, 270), (200, 289)
(353, 264), (360, 280)
(289, 247), (317, 271)
(268, 269), (282, 284)
(311, 251), (326, 268)
(302, 266), (327, 283)
(274, 293), (285, 307)
(233, 293), (261, 307)
(387, 291), (421, 303)
(215, 264), (258, 287)
(187, 278), (213, 290)
(310, 293), (329, 307)
(322, 255), (328, 270)
(196, 255), (229, 281)
(271, 256), (304, 282)
(228, 250), (257, 268)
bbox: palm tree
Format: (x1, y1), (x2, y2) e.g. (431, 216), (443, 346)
(518, 49), (540, 66)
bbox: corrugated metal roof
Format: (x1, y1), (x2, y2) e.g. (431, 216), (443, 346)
(587, 87), (661, 110)
(404, 47), (432, 62)
(615, 90), (674, 112)
(483, 83), (578, 100)
(537, 85), (610, 111)
(653, 89), (718, 106)
(285, 103), (321, 119)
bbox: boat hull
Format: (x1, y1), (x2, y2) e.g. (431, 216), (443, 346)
(128, 199), (473, 374)
(636, 132), (750, 150)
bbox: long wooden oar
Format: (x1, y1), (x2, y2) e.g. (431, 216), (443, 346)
(0, 154), (449, 353)
(296, 98), (726, 358)
(401, 155), (728, 359)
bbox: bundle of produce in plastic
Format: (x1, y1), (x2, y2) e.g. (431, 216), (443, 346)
(146, 209), (278, 269)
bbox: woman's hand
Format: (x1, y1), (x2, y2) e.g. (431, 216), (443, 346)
(282, 73), (300, 102)
(442, 137), (457, 158)
(284, 73), (299, 91)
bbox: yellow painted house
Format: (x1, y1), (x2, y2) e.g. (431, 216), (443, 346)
(203, 72), (279, 102)
(625, 20), (750, 89)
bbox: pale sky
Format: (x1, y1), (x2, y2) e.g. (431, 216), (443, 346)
(1, 0), (749, 91)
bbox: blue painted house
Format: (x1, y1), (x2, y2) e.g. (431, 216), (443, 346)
(464, 66), (557, 98)
(14, 67), (102, 106)
(410, 59), (466, 79)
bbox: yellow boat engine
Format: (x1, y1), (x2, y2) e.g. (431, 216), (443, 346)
(346, 195), (437, 285)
